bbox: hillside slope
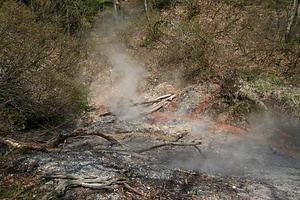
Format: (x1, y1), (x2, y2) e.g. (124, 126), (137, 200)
(0, 0), (299, 199)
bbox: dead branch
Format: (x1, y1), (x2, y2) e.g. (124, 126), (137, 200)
(0, 129), (122, 152)
(95, 148), (150, 160)
(88, 132), (122, 146)
(95, 140), (202, 160)
(43, 174), (98, 180)
(90, 140), (203, 160)
(135, 141), (202, 154)
(141, 101), (169, 115)
(141, 94), (176, 115)
(0, 136), (55, 152)
(123, 183), (144, 196)
(12, 94), (179, 152)
(135, 94), (173, 105)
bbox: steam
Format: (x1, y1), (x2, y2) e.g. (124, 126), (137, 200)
(87, 11), (147, 118)
(87, 6), (299, 179)
(162, 110), (300, 177)
(105, 45), (146, 118)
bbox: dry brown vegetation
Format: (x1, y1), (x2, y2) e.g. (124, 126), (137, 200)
(0, 0), (103, 131)
(122, 0), (299, 118)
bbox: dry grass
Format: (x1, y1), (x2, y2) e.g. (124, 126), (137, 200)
(239, 74), (300, 117)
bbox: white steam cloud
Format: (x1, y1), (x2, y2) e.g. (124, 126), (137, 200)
(162, 110), (300, 178)
(87, 13), (147, 118)
(105, 45), (146, 118)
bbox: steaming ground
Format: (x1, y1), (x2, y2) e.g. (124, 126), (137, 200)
(82, 8), (300, 200)
(6, 107), (299, 199)
(87, 11), (148, 119)
(154, 110), (300, 174)
(150, 116), (300, 199)
(152, 112), (300, 199)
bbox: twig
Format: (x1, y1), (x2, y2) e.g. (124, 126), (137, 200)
(123, 182), (144, 196)
(88, 132), (122, 146)
(96, 148), (150, 160)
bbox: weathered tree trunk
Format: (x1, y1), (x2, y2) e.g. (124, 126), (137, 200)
(144, 0), (154, 35)
(144, 0), (148, 11)
(66, 7), (70, 36)
(113, 0), (123, 24)
(285, 0), (299, 41)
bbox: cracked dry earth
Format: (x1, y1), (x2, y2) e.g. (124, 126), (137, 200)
(1, 83), (300, 200)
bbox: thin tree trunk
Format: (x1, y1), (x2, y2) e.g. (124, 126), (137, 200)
(113, 0), (122, 24)
(144, 0), (153, 35)
(67, 7), (70, 36)
(285, 0), (299, 41)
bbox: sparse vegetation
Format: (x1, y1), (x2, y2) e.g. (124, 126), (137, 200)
(0, 145), (16, 162)
(239, 73), (300, 117)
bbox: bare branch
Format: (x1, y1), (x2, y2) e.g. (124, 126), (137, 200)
(0, 129), (122, 152)
(135, 141), (202, 154)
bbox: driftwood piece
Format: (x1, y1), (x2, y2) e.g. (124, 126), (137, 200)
(136, 94), (173, 105)
(42, 175), (144, 199)
(141, 94), (176, 115)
